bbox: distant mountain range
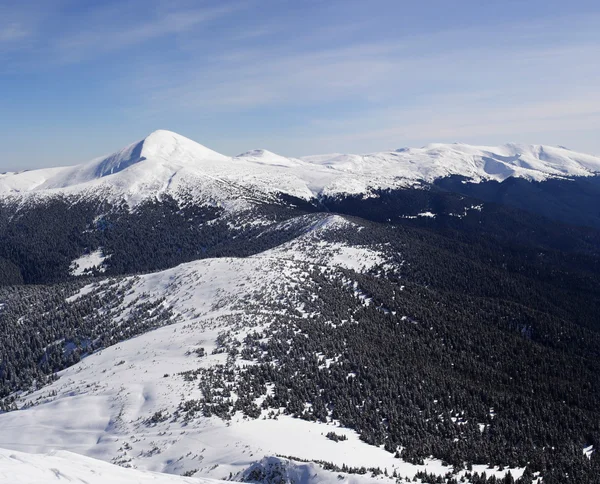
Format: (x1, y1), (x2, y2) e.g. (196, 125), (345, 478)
(2, 129), (599, 206)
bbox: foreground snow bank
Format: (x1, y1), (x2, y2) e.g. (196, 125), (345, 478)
(0, 447), (224, 484)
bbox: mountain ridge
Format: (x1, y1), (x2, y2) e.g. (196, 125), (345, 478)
(2, 130), (600, 208)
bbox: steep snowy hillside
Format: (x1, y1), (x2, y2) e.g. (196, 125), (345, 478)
(1, 130), (599, 208)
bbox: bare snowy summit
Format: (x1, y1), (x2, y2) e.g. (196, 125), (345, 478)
(235, 148), (301, 167)
(92, 129), (229, 179)
(138, 129), (229, 164)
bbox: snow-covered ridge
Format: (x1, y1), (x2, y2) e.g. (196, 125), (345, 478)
(0, 447), (225, 484)
(2, 130), (600, 207)
(257, 215), (385, 272)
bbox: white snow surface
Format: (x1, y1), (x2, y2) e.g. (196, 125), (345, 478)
(258, 215), (385, 272)
(0, 447), (224, 484)
(2, 130), (600, 208)
(70, 249), (108, 276)
(0, 448), (468, 484)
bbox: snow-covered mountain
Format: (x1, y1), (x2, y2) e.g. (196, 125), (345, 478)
(0, 215), (525, 483)
(2, 129), (599, 208)
(2, 130), (600, 484)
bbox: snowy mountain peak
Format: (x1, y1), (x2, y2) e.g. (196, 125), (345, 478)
(0, 130), (233, 199)
(138, 129), (228, 163)
(235, 148), (300, 167)
(84, 130), (230, 181)
(75, 129), (230, 183)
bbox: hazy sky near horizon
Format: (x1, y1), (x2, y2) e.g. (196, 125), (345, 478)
(1, 0), (600, 171)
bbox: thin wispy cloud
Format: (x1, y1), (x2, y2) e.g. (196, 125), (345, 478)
(52, 3), (246, 63)
(0, 22), (28, 43)
(128, 15), (600, 116)
(312, 95), (600, 144)
(0, 0), (246, 67)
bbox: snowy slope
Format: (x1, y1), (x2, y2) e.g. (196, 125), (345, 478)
(1, 130), (599, 208)
(0, 447), (224, 484)
(256, 214), (385, 272)
(3, 448), (500, 484)
(0, 231), (414, 481)
(0, 219), (524, 483)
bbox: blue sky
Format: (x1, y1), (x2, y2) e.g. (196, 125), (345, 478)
(1, 0), (599, 171)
